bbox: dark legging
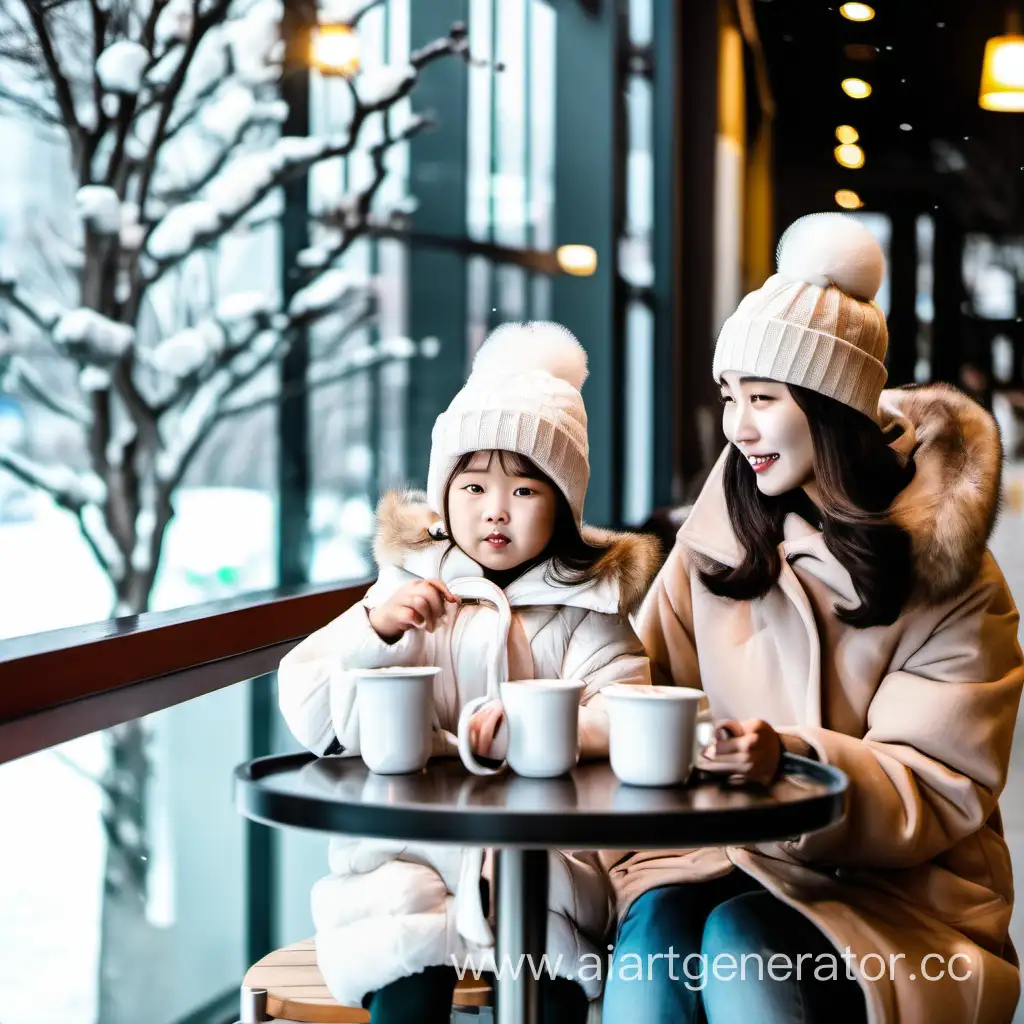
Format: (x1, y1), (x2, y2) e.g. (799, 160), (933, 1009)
(362, 964), (590, 1023)
(603, 871), (868, 1023)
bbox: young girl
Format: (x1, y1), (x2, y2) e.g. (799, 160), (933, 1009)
(601, 214), (1024, 1024)
(278, 321), (659, 1023)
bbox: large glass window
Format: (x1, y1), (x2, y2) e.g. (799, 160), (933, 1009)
(0, 0), (289, 640)
(305, 0), (427, 578)
(0, 686), (255, 1024)
(467, 0), (556, 353)
(621, 0), (655, 525)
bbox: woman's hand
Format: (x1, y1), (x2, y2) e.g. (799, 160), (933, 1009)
(468, 700), (505, 758)
(699, 718), (783, 785)
(368, 579), (460, 643)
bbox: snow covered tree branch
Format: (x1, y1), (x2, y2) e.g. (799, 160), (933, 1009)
(0, 6), (481, 1016)
(1, 354), (92, 425)
(0, 274), (63, 335)
(0, 0), (487, 622)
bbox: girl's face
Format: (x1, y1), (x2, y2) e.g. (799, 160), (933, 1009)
(719, 371), (818, 503)
(447, 451), (558, 571)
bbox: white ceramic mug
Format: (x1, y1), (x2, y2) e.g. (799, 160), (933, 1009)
(604, 684), (713, 787)
(353, 666), (439, 774)
(458, 679), (586, 778)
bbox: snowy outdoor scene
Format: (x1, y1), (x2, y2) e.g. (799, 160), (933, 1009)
(0, 0), (502, 1019)
(17, 3), (1024, 1024)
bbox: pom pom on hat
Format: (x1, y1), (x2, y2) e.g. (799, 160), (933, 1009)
(713, 212), (890, 422)
(776, 212), (885, 302)
(470, 320), (588, 391)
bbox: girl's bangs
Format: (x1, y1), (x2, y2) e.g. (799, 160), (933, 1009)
(450, 449), (548, 483)
(495, 449), (548, 482)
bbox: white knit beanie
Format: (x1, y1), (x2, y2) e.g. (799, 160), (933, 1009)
(426, 321), (590, 527)
(713, 213), (889, 421)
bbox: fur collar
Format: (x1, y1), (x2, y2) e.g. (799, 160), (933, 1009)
(881, 383), (1002, 604)
(371, 490), (662, 616)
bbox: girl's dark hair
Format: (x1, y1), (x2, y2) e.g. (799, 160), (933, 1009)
(698, 385), (917, 628)
(441, 450), (611, 587)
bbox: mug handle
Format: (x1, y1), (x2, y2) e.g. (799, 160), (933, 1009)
(457, 695), (507, 776)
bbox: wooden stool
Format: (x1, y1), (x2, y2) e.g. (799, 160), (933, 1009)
(240, 937), (492, 1022)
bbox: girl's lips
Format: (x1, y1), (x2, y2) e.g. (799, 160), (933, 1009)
(486, 536), (510, 548)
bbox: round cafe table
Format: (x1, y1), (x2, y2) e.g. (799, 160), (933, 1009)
(235, 752), (847, 1024)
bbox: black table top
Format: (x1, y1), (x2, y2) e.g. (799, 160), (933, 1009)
(234, 753), (847, 849)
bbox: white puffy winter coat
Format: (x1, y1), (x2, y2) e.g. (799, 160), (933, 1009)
(277, 490), (659, 1007)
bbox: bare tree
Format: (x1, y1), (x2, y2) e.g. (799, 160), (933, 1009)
(0, 1), (473, 1019)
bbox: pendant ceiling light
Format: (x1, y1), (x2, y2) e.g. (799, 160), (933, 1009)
(980, 10), (1024, 111)
(839, 3), (875, 22)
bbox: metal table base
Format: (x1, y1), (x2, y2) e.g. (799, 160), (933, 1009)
(495, 848), (549, 1024)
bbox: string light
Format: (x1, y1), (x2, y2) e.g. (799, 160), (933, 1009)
(835, 189), (864, 209)
(836, 125), (860, 144)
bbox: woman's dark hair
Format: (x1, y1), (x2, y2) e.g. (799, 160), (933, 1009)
(698, 385), (916, 628)
(440, 449), (611, 587)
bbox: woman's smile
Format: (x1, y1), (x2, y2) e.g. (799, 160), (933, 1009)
(748, 453), (780, 473)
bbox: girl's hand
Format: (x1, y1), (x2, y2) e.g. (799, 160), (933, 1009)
(368, 579), (460, 643)
(699, 718), (782, 786)
(468, 700), (505, 758)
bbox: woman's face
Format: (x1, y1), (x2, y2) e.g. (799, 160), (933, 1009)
(447, 451), (558, 571)
(719, 371), (817, 502)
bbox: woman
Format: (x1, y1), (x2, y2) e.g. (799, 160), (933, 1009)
(603, 214), (1024, 1024)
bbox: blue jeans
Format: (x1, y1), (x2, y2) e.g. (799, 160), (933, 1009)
(362, 965), (589, 1024)
(603, 872), (867, 1023)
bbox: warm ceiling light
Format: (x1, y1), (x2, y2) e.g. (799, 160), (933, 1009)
(556, 245), (598, 276)
(835, 189), (864, 210)
(835, 143), (866, 168)
(980, 13), (1024, 111)
(311, 24), (360, 77)
(836, 124), (860, 144)
(840, 3), (875, 21)
(842, 77), (873, 99)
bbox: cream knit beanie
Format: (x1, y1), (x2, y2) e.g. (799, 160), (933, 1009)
(426, 321), (590, 526)
(713, 213), (889, 421)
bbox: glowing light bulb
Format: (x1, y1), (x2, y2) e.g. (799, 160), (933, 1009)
(556, 245), (598, 276)
(840, 3), (875, 22)
(835, 143), (866, 169)
(842, 77), (873, 99)
(311, 24), (360, 77)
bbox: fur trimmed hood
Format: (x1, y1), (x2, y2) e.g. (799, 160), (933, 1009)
(371, 490), (662, 616)
(881, 383), (1003, 604)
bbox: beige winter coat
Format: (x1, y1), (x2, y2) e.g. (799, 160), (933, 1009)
(278, 491), (660, 1006)
(607, 384), (1024, 1024)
